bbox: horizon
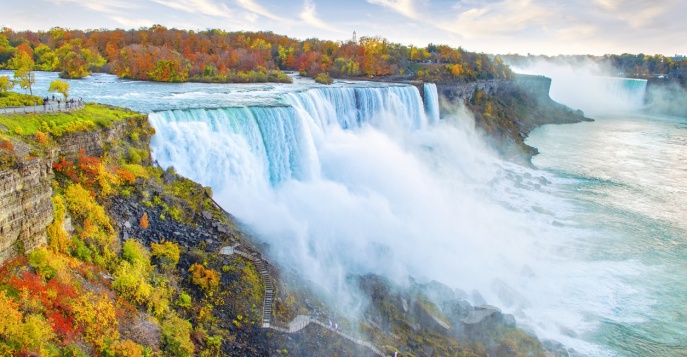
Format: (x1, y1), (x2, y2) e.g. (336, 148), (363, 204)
(2, 0), (685, 57)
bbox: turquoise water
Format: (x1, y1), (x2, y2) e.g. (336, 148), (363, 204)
(527, 114), (687, 356)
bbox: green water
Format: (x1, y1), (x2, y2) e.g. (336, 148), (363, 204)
(527, 113), (687, 356)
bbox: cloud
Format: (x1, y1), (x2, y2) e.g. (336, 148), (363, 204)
(234, 0), (286, 21)
(592, 0), (669, 29)
(443, 0), (550, 39)
(300, 0), (341, 33)
(110, 16), (156, 29)
(367, 0), (418, 19)
(594, 0), (621, 10)
(556, 24), (598, 42)
(147, 0), (232, 19)
(46, 0), (138, 14)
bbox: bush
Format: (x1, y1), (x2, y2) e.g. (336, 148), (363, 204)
(177, 293), (192, 309)
(121, 240), (150, 267)
(151, 241), (180, 271)
(314, 72), (333, 85)
(106, 339), (144, 357)
(34, 131), (48, 145)
(112, 261), (153, 305)
(139, 212), (149, 229)
(160, 314), (194, 357)
(127, 148), (142, 165)
(188, 263), (220, 294)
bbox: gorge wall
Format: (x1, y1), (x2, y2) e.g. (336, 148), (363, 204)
(0, 119), (142, 264)
(436, 74), (589, 161)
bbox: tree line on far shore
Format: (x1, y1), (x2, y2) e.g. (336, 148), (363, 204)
(0, 26), (513, 84)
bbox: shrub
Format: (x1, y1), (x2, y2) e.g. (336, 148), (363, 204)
(177, 293), (192, 309)
(151, 241), (180, 271)
(47, 194), (70, 254)
(112, 261), (153, 305)
(34, 131), (48, 145)
(188, 263), (220, 294)
(160, 314), (195, 357)
(28, 248), (57, 280)
(72, 292), (120, 349)
(121, 240), (150, 266)
(314, 72), (333, 85)
(127, 148), (142, 165)
(139, 212), (149, 229)
(106, 339), (144, 357)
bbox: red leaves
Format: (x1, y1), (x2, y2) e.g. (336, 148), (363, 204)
(6, 271), (80, 342)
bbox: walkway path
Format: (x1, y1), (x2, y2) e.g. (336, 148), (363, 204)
(208, 194), (387, 356)
(0, 100), (84, 115)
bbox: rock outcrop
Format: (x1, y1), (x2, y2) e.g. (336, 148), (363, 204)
(0, 118), (145, 264)
(0, 157), (53, 263)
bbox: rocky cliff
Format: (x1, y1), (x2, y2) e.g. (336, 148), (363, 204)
(437, 74), (590, 163)
(0, 119), (143, 264)
(0, 157), (53, 263)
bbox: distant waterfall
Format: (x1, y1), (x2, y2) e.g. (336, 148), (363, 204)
(424, 83), (440, 124)
(603, 77), (648, 109)
(150, 84), (429, 186)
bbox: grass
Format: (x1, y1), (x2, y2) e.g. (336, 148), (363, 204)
(0, 103), (145, 137)
(0, 92), (43, 108)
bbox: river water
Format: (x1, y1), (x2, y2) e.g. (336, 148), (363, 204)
(5, 69), (686, 356)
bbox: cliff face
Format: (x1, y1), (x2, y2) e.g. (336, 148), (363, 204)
(437, 74), (590, 163)
(0, 157), (53, 263)
(0, 120), (140, 264)
(437, 79), (512, 102)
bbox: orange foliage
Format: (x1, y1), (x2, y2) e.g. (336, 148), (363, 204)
(188, 263), (220, 293)
(139, 212), (149, 229)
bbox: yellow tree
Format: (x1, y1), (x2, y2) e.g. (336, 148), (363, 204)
(48, 79), (69, 100)
(0, 75), (13, 92)
(8, 51), (35, 95)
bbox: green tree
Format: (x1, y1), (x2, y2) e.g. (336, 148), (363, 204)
(8, 51), (35, 95)
(48, 79), (69, 100)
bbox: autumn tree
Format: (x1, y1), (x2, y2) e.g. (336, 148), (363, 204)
(8, 51), (35, 95)
(48, 79), (69, 100)
(0, 75), (13, 92)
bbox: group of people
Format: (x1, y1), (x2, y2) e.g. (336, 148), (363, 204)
(40, 95), (84, 111)
(58, 97), (83, 109)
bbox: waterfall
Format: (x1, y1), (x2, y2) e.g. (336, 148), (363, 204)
(150, 84), (430, 186)
(424, 83), (440, 124)
(148, 80), (628, 355)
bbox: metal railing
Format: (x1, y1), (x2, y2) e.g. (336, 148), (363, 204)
(0, 101), (85, 115)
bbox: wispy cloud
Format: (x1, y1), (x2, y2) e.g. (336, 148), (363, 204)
(300, 0), (341, 33)
(443, 0), (550, 39)
(366, 0), (418, 20)
(557, 24), (598, 42)
(147, 0), (232, 19)
(46, 0), (138, 14)
(110, 16), (156, 29)
(234, 0), (286, 21)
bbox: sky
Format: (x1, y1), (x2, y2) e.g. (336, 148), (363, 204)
(1, 0), (685, 56)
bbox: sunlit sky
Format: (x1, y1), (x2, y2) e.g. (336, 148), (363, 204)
(2, 0), (685, 56)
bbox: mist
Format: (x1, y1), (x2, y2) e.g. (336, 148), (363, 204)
(149, 85), (635, 355)
(645, 80), (687, 117)
(509, 58), (648, 116)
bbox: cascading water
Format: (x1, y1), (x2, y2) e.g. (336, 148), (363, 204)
(548, 76), (648, 115)
(424, 83), (440, 124)
(149, 81), (640, 356)
(510, 62), (648, 115)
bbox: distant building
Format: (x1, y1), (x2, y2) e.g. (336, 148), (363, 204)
(352, 31), (357, 44)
